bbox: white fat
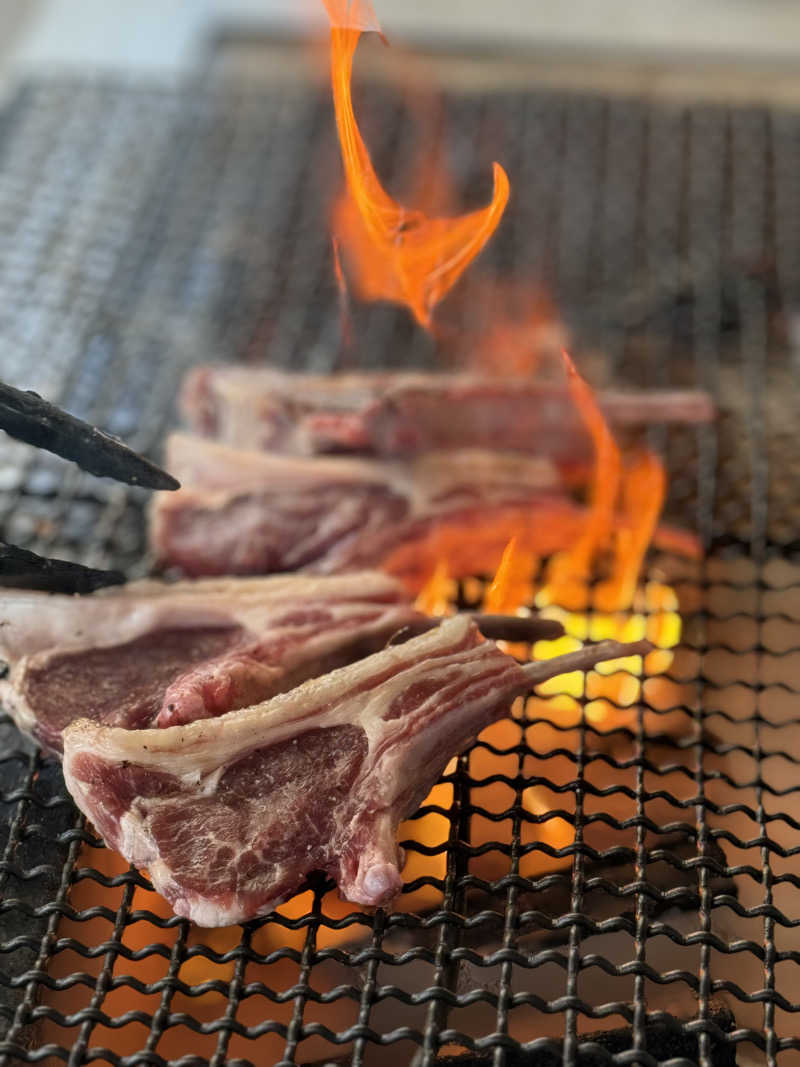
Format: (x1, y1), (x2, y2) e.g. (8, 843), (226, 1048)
(165, 433), (393, 492)
(0, 675), (37, 736)
(163, 432), (559, 501)
(194, 765), (226, 795)
(118, 810), (156, 867)
(0, 597), (231, 661)
(0, 570), (407, 663)
(173, 896), (237, 928)
(62, 616), (477, 780)
(169, 886), (282, 928)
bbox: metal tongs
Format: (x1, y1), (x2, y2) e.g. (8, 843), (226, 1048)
(0, 380), (179, 593)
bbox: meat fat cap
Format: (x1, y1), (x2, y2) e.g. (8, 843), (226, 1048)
(62, 615), (481, 776)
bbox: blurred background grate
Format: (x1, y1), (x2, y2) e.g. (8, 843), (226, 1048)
(0, 40), (799, 1066)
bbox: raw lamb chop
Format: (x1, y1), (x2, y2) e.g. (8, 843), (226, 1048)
(151, 433), (700, 586)
(182, 366), (715, 460)
(62, 615), (649, 926)
(0, 572), (423, 754)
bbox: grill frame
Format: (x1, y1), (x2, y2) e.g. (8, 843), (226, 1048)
(0, 54), (798, 1066)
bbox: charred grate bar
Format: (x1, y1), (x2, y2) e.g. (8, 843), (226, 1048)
(0, 59), (798, 1066)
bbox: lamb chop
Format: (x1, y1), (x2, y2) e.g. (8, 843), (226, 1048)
(0, 572), (565, 754)
(151, 433), (699, 586)
(182, 366), (714, 461)
(62, 615), (649, 926)
(0, 572), (423, 754)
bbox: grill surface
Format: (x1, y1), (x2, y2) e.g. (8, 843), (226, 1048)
(0, 53), (799, 1067)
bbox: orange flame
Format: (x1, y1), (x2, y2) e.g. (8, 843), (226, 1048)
(414, 555), (456, 616)
(400, 351), (688, 599)
(414, 350), (684, 729)
(481, 535), (536, 659)
(482, 535), (537, 615)
(538, 351), (622, 611)
(331, 234), (354, 349)
(595, 449), (665, 613)
(325, 14), (510, 327)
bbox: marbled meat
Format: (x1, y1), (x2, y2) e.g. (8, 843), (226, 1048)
(151, 433), (699, 585)
(63, 615), (649, 925)
(0, 572), (420, 754)
(151, 433), (572, 581)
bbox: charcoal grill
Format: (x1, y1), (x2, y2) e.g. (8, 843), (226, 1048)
(0, 40), (799, 1067)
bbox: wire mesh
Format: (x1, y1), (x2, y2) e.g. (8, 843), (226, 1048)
(0, 51), (798, 1067)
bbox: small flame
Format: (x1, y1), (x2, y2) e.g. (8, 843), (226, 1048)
(414, 555), (456, 616)
(324, 8), (510, 328)
(481, 535), (537, 659)
(331, 234), (353, 349)
(595, 449), (665, 613)
(482, 535), (537, 615)
(538, 351), (621, 611)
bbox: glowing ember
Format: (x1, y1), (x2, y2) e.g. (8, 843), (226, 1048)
(323, 3), (510, 327)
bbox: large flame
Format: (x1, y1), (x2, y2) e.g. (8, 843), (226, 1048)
(324, 4), (510, 328)
(532, 354), (680, 719)
(411, 354), (684, 877)
(416, 349), (684, 723)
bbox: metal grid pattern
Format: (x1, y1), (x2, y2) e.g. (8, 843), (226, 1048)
(0, 62), (798, 1066)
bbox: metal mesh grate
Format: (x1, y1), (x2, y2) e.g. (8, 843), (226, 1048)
(0, 57), (799, 1066)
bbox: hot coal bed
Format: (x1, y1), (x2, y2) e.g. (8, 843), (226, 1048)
(0, 59), (799, 1067)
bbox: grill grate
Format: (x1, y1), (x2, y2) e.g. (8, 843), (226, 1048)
(0, 54), (799, 1066)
